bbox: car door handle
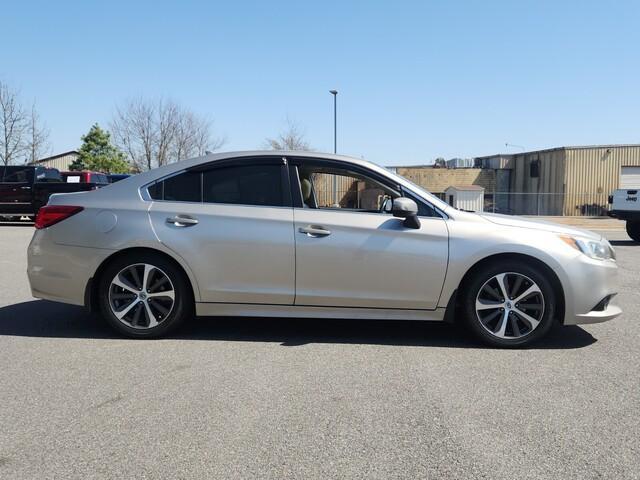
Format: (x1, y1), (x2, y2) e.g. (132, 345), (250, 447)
(21, 186), (32, 190)
(166, 215), (199, 227)
(298, 225), (331, 237)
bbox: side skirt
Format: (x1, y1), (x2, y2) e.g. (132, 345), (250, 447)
(195, 303), (447, 321)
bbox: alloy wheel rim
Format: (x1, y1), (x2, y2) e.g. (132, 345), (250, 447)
(475, 272), (545, 339)
(108, 263), (175, 329)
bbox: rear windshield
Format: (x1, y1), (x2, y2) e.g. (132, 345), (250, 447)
(36, 168), (62, 182)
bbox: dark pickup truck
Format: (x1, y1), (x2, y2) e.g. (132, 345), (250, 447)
(0, 165), (105, 219)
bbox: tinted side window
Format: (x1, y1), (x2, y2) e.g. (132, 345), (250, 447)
(2, 167), (32, 183)
(162, 171), (202, 202)
(148, 182), (163, 200)
(203, 165), (283, 207)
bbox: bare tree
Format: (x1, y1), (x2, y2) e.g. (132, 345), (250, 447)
(0, 81), (29, 166)
(173, 111), (225, 161)
(25, 102), (51, 164)
(111, 97), (225, 171)
(156, 99), (179, 167)
(264, 119), (312, 151)
(111, 97), (156, 171)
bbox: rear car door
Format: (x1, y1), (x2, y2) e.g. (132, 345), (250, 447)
(290, 158), (449, 310)
(148, 158), (296, 305)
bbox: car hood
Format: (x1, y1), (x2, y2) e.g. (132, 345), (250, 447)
(477, 212), (602, 240)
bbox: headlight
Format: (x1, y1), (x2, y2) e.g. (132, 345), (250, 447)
(559, 235), (615, 260)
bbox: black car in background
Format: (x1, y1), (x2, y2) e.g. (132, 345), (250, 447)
(0, 165), (106, 220)
(107, 173), (131, 183)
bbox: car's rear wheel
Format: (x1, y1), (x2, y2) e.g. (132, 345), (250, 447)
(461, 260), (556, 347)
(97, 253), (192, 338)
(626, 220), (640, 242)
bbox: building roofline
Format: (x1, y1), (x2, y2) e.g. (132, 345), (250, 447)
(445, 185), (485, 191)
(387, 164), (481, 169)
(475, 143), (640, 160)
(33, 150), (79, 163)
(386, 164), (435, 169)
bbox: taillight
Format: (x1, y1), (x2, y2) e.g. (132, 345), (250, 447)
(35, 205), (84, 229)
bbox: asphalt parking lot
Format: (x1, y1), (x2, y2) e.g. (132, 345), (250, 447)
(0, 225), (638, 479)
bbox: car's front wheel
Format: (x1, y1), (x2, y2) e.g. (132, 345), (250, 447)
(97, 253), (193, 338)
(461, 260), (557, 347)
(626, 220), (640, 242)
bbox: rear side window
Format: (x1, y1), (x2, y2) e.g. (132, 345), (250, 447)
(147, 171), (202, 202)
(1, 167), (31, 183)
(148, 181), (163, 200)
(203, 165), (283, 207)
(147, 164), (285, 206)
(162, 171), (202, 202)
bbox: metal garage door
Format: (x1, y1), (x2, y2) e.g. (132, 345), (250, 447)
(620, 166), (640, 188)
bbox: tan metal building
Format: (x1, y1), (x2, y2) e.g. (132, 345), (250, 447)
(390, 166), (496, 197)
(30, 151), (79, 171)
(475, 145), (640, 215)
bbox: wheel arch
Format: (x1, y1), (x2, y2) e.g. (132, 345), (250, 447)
(446, 252), (566, 325)
(85, 247), (198, 312)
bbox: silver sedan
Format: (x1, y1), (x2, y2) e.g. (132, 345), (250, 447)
(27, 151), (620, 347)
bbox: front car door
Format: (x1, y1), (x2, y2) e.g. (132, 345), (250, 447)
(148, 157), (295, 305)
(290, 158), (448, 310)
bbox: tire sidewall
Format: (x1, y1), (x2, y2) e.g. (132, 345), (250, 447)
(97, 253), (192, 338)
(626, 220), (640, 242)
(461, 260), (557, 347)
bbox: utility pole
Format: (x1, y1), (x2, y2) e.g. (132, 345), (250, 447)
(330, 90), (338, 205)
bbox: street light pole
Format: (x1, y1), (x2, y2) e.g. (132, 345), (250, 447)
(329, 90), (338, 205)
(505, 142), (525, 152)
(330, 90), (338, 154)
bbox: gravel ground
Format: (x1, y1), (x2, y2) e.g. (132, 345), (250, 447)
(0, 225), (638, 479)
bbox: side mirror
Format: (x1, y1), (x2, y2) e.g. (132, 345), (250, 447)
(392, 197), (421, 229)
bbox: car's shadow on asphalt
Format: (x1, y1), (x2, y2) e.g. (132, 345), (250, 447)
(610, 239), (637, 246)
(0, 222), (33, 227)
(0, 300), (597, 349)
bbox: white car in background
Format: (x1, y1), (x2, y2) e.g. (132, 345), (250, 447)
(27, 151), (620, 347)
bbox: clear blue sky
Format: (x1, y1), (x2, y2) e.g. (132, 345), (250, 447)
(2, 0), (639, 166)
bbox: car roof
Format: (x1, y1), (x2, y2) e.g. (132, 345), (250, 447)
(125, 151), (384, 184)
(98, 150), (450, 211)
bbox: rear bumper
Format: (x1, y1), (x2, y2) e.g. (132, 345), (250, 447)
(608, 210), (640, 221)
(27, 229), (112, 306)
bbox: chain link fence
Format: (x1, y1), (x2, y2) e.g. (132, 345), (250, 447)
(434, 192), (611, 216)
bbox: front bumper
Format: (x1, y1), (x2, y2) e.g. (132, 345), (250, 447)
(573, 304), (622, 324)
(561, 253), (621, 325)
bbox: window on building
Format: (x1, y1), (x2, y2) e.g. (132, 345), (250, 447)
(530, 160), (540, 178)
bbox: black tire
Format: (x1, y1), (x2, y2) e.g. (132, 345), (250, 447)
(460, 260), (557, 348)
(97, 252), (193, 338)
(626, 220), (640, 242)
